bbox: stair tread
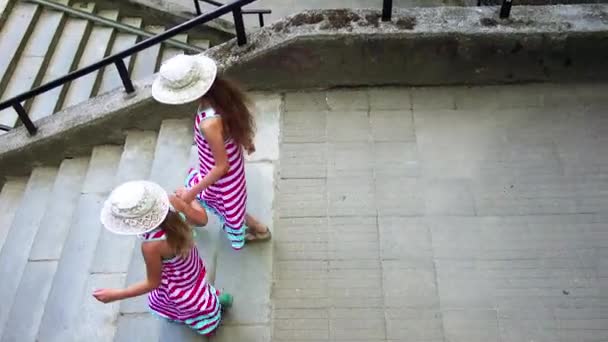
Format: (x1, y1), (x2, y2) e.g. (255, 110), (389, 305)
(0, 167), (58, 334)
(0, 7), (66, 128)
(116, 120), (192, 338)
(130, 25), (163, 81)
(91, 131), (157, 275)
(36, 146), (121, 342)
(61, 9), (119, 110)
(29, 157), (90, 261)
(4, 159), (88, 341)
(190, 38), (210, 50)
(97, 17), (143, 95)
(27, 3), (95, 122)
(0, 2), (39, 94)
(0, 178), (28, 253)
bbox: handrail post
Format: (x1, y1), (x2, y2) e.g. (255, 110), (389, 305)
(500, 0), (512, 19)
(258, 12), (264, 27)
(233, 6), (247, 45)
(382, 0), (392, 21)
(193, 0), (202, 15)
(13, 102), (37, 135)
(114, 59), (135, 94)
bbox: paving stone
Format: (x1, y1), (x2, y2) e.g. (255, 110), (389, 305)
(326, 110), (370, 142)
(328, 216), (379, 260)
(247, 93), (281, 162)
(328, 176), (375, 217)
(369, 87), (411, 110)
(284, 91), (328, 111)
(385, 308), (445, 341)
(278, 178), (326, 218)
(374, 142), (420, 177)
(425, 178), (476, 216)
(276, 217), (328, 244)
(454, 84), (544, 110)
(327, 142), (373, 178)
(0, 167), (56, 333)
(280, 143), (327, 179)
(326, 89), (369, 110)
(214, 325), (270, 342)
(370, 110), (415, 141)
(330, 309), (386, 340)
(282, 110), (327, 143)
(378, 217), (432, 262)
(1, 261), (56, 342)
(375, 177), (425, 216)
(383, 261), (439, 309)
(442, 309), (500, 342)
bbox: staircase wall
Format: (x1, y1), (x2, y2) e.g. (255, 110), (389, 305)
(1, 4), (608, 178)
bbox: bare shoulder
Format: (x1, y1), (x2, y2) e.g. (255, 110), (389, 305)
(141, 240), (164, 254)
(200, 116), (223, 132)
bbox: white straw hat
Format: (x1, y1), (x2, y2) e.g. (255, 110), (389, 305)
(152, 54), (218, 105)
(100, 181), (170, 235)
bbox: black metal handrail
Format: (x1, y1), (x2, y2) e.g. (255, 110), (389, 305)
(194, 0), (271, 27)
(0, 0), (258, 135)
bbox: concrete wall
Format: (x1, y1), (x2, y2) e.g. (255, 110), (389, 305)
(207, 6), (608, 90)
(1, 4), (608, 177)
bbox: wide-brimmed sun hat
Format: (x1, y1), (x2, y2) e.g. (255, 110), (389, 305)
(100, 181), (170, 235)
(151, 54), (217, 105)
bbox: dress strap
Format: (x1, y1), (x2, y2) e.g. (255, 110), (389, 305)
(139, 227), (166, 241)
(198, 106), (220, 121)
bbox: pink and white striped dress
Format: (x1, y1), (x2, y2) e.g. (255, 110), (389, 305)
(185, 107), (247, 250)
(139, 227), (222, 335)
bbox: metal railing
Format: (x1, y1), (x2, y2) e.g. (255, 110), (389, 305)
(194, 0), (271, 27)
(0, 0), (258, 135)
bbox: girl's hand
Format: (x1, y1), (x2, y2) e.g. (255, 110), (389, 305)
(93, 288), (123, 303)
(174, 187), (188, 198)
(169, 194), (187, 212)
(178, 189), (198, 204)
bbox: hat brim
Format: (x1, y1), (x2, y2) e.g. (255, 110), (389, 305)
(100, 181), (170, 235)
(151, 55), (218, 105)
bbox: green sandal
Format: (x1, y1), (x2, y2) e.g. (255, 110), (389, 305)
(219, 293), (233, 308)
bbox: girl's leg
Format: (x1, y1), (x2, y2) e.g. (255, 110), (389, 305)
(245, 214), (271, 241)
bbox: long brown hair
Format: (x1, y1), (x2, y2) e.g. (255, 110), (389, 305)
(202, 77), (255, 148)
(162, 211), (193, 258)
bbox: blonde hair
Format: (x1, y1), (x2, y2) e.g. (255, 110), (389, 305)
(162, 211), (193, 258)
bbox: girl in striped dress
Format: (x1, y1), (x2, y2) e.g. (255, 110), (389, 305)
(151, 54), (271, 250)
(94, 181), (232, 336)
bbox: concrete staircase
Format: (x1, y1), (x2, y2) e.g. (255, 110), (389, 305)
(0, 0), (210, 130)
(0, 92), (279, 341)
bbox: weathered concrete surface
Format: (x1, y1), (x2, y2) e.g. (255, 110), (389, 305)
(209, 5), (608, 90)
(2, 5), (608, 179)
(272, 84), (608, 342)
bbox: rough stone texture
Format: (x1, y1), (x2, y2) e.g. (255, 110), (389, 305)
(272, 84), (608, 342)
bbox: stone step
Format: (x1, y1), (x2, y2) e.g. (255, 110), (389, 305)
(115, 119), (193, 341)
(0, 178), (27, 253)
(0, 167), (58, 334)
(97, 17), (143, 95)
(36, 146), (122, 342)
(91, 130), (158, 277)
(190, 38), (211, 50)
(0, 1), (67, 129)
(27, 2), (96, 122)
(1, 158), (89, 342)
(61, 9), (120, 110)
(160, 32), (187, 65)
(0, 2), (40, 96)
(130, 25), (163, 81)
